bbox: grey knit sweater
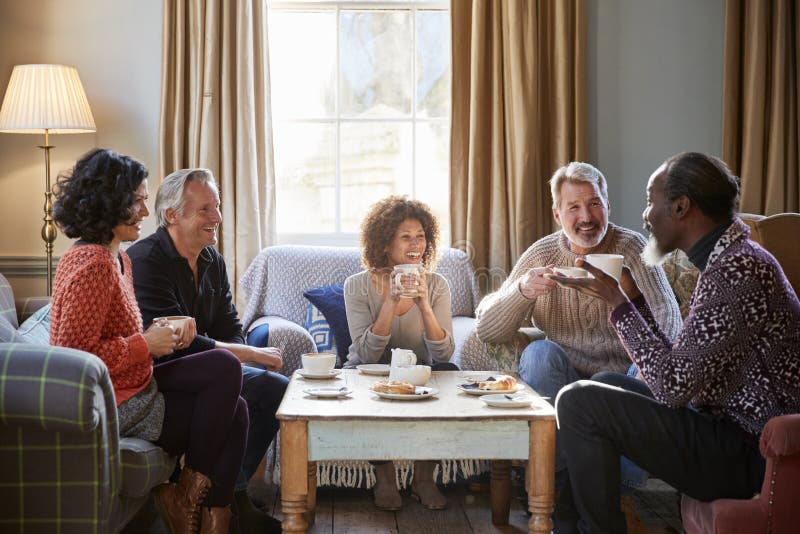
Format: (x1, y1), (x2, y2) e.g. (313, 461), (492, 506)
(475, 224), (681, 376)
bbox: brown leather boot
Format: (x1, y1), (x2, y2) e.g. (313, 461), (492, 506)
(154, 466), (212, 534)
(410, 461), (447, 510)
(198, 505), (231, 534)
(372, 462), (402, 511)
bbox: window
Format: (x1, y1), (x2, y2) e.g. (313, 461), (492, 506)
(268, 0), (451, 245)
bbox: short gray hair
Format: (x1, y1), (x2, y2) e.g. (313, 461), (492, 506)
(155, 168), (217, 227)
(549, 162), (609, 209)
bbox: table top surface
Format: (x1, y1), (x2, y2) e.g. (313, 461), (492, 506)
(277, 369), (555, 422)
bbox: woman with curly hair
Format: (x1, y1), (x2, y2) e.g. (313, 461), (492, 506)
(343, 195), (456, 511)
(50, 148), (247, 533)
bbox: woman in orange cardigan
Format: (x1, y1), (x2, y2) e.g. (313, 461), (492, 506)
(50, 148), (246, 534)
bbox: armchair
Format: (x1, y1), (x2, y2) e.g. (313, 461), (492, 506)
(0, 274), (174, 533)
(681, 414), (800, 534)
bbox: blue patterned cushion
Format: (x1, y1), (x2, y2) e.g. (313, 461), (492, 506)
(16, 304), (51, 345)
(305, 304), (336, 353)
(303, 285), (350, 366)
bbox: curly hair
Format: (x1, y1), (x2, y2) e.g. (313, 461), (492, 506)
(360, 195), (440, 271)
(53, 148), (149, 244)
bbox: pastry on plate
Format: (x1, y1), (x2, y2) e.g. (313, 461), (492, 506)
(479, 375), (517, 391)
(372, 380), (415, 394)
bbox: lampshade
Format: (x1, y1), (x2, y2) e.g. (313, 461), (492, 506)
(0, 64), (96, 134)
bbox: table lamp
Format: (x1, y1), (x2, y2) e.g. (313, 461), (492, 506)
(0, 64), (96, 295)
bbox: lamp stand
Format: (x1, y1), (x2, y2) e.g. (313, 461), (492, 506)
(38, 129), (57, 296)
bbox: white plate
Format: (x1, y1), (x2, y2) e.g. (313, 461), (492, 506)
(372, 386), (439, 400)
(480, 393), (533, 408)
(296, 368), (342, 379)
(357, 364), (391, 376)
(457, 383), (525, 396)
(303, 386), (352, 398)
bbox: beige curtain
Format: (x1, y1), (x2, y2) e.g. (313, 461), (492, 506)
(450, 0), (587, 295)
(722, 0), (799, 214)
(160, 0), (276, 306)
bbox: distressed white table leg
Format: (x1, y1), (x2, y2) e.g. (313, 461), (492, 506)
(280, 420), (309, 533)
(528, 418), (556, 533)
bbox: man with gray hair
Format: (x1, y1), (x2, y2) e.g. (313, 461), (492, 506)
(127, 168), (285, 533)
(475, 161), (681, 490)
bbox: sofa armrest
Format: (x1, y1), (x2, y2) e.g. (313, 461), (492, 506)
(760, 414), (800, 457)
(247, 316), (316, 377)
(0, 343), (110, 433)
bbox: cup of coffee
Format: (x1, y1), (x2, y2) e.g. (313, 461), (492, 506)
(389, 364), (431, 386)
(393, 264), (423, 298)
(585, 254), (624, 280)
(553, 266), (589, 278)
(390, 348), (417, 367)
(301, 353), (336, 374)
(154, 315), (191, 333)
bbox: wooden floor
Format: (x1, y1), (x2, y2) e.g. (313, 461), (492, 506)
(134, 473), (683, 533)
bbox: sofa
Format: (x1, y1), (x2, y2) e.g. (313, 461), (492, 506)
(240, 245), (488, 375)
(0, 273), (174, 534)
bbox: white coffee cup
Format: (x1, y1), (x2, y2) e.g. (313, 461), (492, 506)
(154, 315), (191, 333)
(390, 348), (417, 367)
(393, 264), (422, 298)
(389, 364), (431, 386)
(301, 353), (336, 374)
(553, 267), (589, 278)
(585, 254), (624, 280)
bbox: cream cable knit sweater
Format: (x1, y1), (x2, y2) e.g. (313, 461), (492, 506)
(475, 224), (681, 376)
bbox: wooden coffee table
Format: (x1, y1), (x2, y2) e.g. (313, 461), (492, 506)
(277, 370), (556, 533)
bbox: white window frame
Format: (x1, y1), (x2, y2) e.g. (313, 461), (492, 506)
(269, 0), (450, 246)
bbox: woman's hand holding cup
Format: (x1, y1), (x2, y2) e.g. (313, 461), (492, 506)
(391, 264), (423, 299)
(143, 319), (179, 357)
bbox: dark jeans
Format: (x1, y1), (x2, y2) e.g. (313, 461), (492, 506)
(235, 364), (290, 491)
(555, 376), (765, 534)
(154, 349), (248, 507)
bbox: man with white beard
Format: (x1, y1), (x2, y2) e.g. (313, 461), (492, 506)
(475, 162), (681, 488)
(549, 152), (800, 533)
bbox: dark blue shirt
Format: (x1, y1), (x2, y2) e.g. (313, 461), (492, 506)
(127, 226), (245, 362)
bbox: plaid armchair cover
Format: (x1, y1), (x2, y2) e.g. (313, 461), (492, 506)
(1, 271), (176, 532)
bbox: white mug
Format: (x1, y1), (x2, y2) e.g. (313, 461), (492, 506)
(585, 254), (624, 280)
(154, 315), (191, 333)
(390, 348), (417, 367)
(393, 264), (422, 298)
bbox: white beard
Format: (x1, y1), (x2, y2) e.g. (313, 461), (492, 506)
(641, 233), (670, 267)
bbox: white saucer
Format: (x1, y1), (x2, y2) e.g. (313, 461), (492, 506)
(480, 393), (533, 408)
(296, 368), (342, 379)
(457, 383), (524, 396)
(356, 364), (391, 376)
(372, 386), (438, 400)
(303, 386), (352, 398)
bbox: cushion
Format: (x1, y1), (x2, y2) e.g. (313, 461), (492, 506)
(304, 304), (336, 354)
(16, 304), (51, 345)
(303, 285), (351, 366)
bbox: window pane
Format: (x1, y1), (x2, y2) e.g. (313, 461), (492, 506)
(274, 122), (337, 232)
(269, 11), (336, 118)
(415, 120), (450, 243)
(340, 10), (412, 117)
(416, 10), (450, 118)
(340, 121), (413, 232)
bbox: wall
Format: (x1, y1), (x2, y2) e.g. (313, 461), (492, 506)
(587, 0), (726, 233)
(0, 0), (725, 299)
(0, 0), (161, 297)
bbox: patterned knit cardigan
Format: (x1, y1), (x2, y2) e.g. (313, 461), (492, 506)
(610, 219), (800, 436)
(50, 245), (151, 405)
